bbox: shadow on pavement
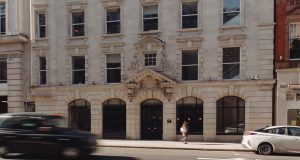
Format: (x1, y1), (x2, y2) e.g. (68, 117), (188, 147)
(3, 155), (140, 160)
(269, 153), (300, 157)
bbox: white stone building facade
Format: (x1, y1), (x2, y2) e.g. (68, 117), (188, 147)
(29, 0), (275, 142)
(0, 0), (31, 114)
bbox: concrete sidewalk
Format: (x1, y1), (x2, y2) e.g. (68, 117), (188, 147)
(97, 140), (250, 152)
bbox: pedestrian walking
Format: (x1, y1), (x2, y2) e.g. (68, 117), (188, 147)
(180, 121), (189, 144)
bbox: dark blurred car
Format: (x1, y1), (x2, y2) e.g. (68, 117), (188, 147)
(0, 112), (97, 159)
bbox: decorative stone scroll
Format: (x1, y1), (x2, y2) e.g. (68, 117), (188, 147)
(125, 69), (176, 101)
(129, 36), (168, 71)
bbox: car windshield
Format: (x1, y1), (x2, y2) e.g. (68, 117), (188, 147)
(44, 116), (68, 128)
(0, 116), (10, 128)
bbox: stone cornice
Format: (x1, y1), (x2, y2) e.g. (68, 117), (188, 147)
(178, 79), (276, 87)
(218, 34), (246, 41)
(100, 0), (122, 8)
(0, 34), (28, 44)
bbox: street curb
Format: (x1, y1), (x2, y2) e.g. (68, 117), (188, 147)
(97, 145), (253, 152)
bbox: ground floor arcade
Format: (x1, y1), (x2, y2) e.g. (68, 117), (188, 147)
(31, 71), (274, 142)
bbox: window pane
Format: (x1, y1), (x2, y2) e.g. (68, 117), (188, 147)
(39, 26), (46, 38)
(0, 59), (7, 83)
(223, 48), (240, 63)
(107, 69), (121, 83)
(288, 127), (300, 136)
(39, 57), (46, 70)
(72, 25), (84, 36)
(39, 13), (46, 25)
(288, 109), (300, 126)
(72, 56), (85, 69)
(145, 53), (156, 66)
(107, 8), (120, 21)
(223, 64), (240, 79)
(182, 2), (198, 15)
(223, 96), (237, 108)
(40, 71), (46, 85)
(107, 21), (120, 34)
(182, 66), (198, 80)
(182, 50), (198, 65)
(143, 5), (158, 18)
(72, 70), (85, 84)
(72, 12), (84, 24)
(0, 15), (5, 34)
(223, 12), (240, 25)
(143, 19), (158, 31)
(182, 15), (198, 29)
(223, 0), (240, 12)
(290, 38), (300, 59)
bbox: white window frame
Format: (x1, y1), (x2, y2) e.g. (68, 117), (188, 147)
(105, 8), (121, 34)
(71, 56), (86, 84)
(106, 53), (121, 84)
(36, 12), (47, 38)
(181, 50), (199, 81)
(144, 52), (157, 67)
(0, 2), (6, 35)
(222, 0), (242, 26)
(39, 56), (47, 85)
(289, 22), (300, 60)
(222, 47), (240, 80)
(181, 1), (199, 29)
(70, 10), (85, 37)
(142, 5), (159, 32)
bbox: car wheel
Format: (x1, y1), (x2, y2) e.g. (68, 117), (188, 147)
(257, 143), (273, 155)
(0, 145), (9, 158)
(62, 147), (80, 159)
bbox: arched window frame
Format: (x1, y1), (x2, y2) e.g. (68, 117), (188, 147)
(176, 97), (203, 135)
(68, 99), (91, 132)
(216, 96), (245, 135)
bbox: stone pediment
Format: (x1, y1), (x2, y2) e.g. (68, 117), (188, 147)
(125, 69), (176, 101)
(135, 36), (165, 51)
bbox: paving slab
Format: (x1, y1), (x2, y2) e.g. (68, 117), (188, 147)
(97, 140), (250, 152)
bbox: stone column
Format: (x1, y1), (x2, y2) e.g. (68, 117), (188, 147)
(91, 104), (101, 137)
(163, 101), (176, 141)
(7, 54), (24, 112)
(126, 102), (140, 140)
(203, 99), (217, 142)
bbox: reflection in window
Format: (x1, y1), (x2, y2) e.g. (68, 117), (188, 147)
(144, 53), (157, 67)
(0, 3), (5, 35)
(217, 96), (245, 135)
(72, 56), (85, 84)
(288, 109), (300, 126)
(71, 11), (85, 36)
(0, 58), (7, 83)
(106, 54), (121, 83)
(176, 97), (203, 135)
(223, 0), (240, 25)
(289, 23), (300, 59)
(223, 47), (240, 80)
(143, 5), (158, 31)
(68, 99), (91, 131)
(106, 8), (121, 34)
(182, 50), (198, 81)
(182, 2), (198, 29)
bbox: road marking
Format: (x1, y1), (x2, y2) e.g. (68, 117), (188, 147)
(197, 158), (248, 160)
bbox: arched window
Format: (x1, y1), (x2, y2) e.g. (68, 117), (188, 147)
(103, 99), (126, 139)
(176, 97), (203, 135)
(217, 96), (245, 135)
(0, 96), (7, 113)
(68, 99), (91, 132)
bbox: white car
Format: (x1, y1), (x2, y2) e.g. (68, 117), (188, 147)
(242, 126), (300, 155)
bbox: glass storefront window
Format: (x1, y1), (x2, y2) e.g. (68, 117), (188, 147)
(288, 109), (300, 126)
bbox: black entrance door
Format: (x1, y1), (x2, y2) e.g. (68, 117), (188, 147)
(141, 100), (163, 140)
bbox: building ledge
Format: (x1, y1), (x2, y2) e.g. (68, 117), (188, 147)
(0, 34), (28, 44)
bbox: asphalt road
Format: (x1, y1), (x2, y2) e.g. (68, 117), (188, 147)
(1, 147), (300, 160)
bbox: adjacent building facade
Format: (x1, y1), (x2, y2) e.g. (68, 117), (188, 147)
(0, 0), (31, 114)
(275, 0), (300, 126)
